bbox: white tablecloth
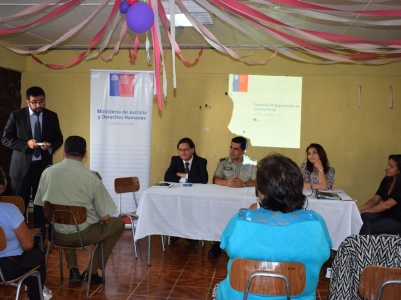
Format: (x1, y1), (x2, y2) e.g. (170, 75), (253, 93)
(134, 183), (363, 251)
(134, 183), (257, 242)
(307, 197), (363, 250)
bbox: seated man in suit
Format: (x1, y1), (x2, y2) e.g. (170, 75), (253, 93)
(164, 137), (208, 184)
(164, 137), (208, 245)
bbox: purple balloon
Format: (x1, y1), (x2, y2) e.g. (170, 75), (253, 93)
(119, 1), (130, 14)
(126, 3), (155, 33)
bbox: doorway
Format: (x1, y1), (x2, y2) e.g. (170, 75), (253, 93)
(0, 67), (21, 194)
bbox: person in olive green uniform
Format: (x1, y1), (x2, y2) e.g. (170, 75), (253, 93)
(34, 136), (124, 284)
(210, 136), (257, 256)
(213, 136), (257, 188)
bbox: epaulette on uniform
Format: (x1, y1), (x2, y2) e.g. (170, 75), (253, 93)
(219, 157), (227, 161)
(91, 170), (102, 180)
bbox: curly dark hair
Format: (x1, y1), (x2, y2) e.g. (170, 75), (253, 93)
(305, 143), (330, 174)
(257, 153), (305, 213)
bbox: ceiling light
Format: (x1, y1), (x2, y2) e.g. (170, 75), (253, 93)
(160, 0), (213, 27)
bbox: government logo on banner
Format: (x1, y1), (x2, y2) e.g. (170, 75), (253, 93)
(109, 73), (135, 97)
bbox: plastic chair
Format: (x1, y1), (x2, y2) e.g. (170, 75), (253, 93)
(0, 226), (44, 300)
(0, 196), (44, 252)
(229, 258), (306, 300)
(114, 176), (165, 258)
(359, 265), (401, 300)
(43, 201), (104, 300)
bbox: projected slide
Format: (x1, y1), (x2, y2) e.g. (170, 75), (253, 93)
(228, 74), (302, 148)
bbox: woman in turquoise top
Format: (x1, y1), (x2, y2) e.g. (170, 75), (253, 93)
(215, 153), (332, 300)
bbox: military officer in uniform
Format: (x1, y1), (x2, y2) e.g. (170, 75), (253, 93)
(209, 136), (257, 257)
(213, 136), (257, 188)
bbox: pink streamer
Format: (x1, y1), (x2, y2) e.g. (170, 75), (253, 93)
(31, 0), (122, 69)
(128, 35), (141, 64)
(0, 0), (60, 22)
(149, 0), (163, 110)
(0, 0), (81, 35)
(212, 0), (401, 62)
(99, 16), (128, 62)
(266, 0), (401, 16)
(1, 0), (401, 103)
(156, 0), (203, 67)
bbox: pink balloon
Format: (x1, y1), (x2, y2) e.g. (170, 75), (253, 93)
(126, 3), (154, 34)
(119, 1), (130, 14)
(127, 0), (137, 5)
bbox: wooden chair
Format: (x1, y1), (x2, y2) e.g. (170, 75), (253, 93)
(230, 258), (306, 300)
(0, 196), (44, 252)
(114, 176), (165, 258)
(359, 265), (401, 300)
(43, 201), (104, 300)
(0, 226), (44, 300)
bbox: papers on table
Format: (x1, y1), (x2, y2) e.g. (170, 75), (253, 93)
(153, 181), (174, 188)
(316, 190), (343, 200)
(303, 189), (353, 201)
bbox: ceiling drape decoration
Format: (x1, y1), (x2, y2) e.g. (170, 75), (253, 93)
(0, 0), (400, 109)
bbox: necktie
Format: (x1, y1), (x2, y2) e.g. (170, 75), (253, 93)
(33, 113), (42, 158)
(185, 162), (190, 174)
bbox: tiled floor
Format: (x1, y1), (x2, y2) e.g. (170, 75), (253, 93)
(0, 230), (332, 299)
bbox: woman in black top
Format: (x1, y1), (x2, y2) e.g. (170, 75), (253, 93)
(359, 154), (401, 234)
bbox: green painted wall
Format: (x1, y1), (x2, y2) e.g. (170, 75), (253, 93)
(1, 48), (400, 204)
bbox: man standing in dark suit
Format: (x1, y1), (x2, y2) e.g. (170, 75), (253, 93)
(2, 86), (63, 236)
(164, 137), (208, 246)
(164, 137), (208, 184)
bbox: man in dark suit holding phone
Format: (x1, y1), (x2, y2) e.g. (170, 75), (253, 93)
(164, 137), (208, 184)
(164, 137), (208, 245)
(2, 86), (63, 237)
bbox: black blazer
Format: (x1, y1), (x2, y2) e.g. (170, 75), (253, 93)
(164, 154), (208, 184)
(2, 107), (63, 180)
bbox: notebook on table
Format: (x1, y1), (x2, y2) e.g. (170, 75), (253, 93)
(153, 181), (174, 188)
(311, 180), (342, 200)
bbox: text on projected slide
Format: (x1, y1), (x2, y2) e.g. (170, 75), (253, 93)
(228, 74), (302, 149)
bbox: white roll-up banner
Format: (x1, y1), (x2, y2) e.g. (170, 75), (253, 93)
(90, 70), (153, 216)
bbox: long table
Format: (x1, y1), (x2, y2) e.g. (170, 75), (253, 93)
(134, 183), (362, 264)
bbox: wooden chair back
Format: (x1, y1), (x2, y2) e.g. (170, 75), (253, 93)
(359, 265), (401, 300)
(114, 176), (140, 215)
(43, 201), (87, 225)
(0, 226), (6, 251)
(0, 196), (25, 215)
(230, 258), (306, 298)
(43, 201), (104, 299)
(114, 177), (140, 194)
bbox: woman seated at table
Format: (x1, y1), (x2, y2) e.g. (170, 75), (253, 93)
(300, 143), (335, 190)
(359, 154), (401, 235)
(214, 153), (332, 300)
(0, 167), (52, 300)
